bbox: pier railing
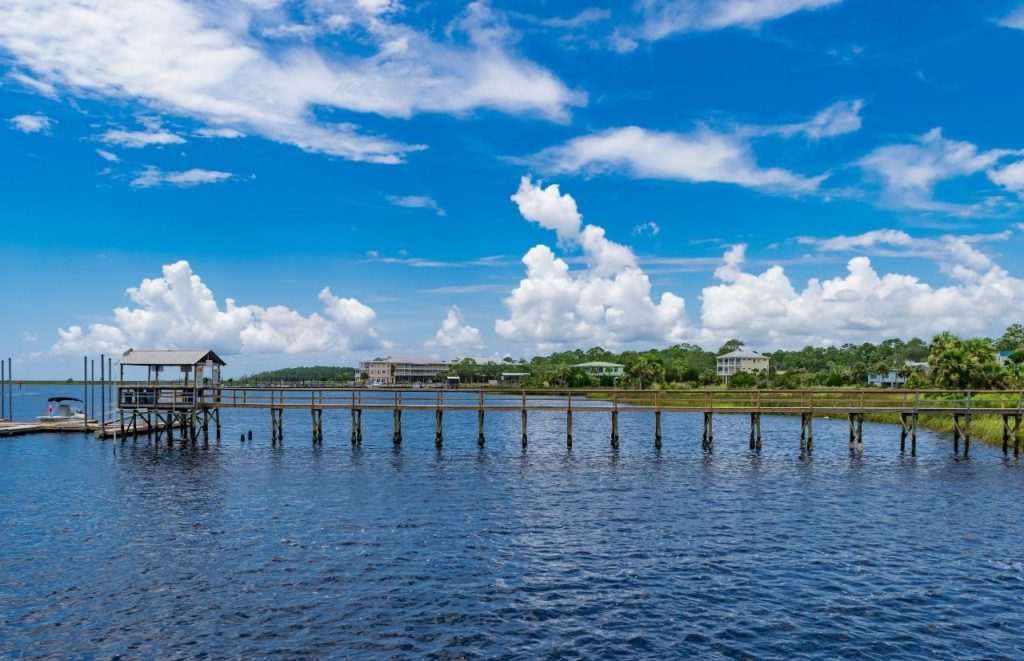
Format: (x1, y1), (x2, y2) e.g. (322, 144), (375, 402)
(116, 386), (1024, 415)
(105, 386), (1024, 457)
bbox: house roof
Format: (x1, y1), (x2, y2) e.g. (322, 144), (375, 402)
(364, 356), (449, 365)
(574, 361), (624, 368)
(717, 350), (767, 359)
(119, 349), (226, 367)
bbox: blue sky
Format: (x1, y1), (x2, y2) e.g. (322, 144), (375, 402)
(4, 0), (1024, 378)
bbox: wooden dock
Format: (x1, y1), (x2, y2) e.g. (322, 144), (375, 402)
(106, 386), (1024, 457)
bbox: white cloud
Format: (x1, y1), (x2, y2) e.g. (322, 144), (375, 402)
(988, 160), (1024, 194)
(52, 260), (385, 356)
(130, 167), (235, 188)
(497, 177), (690, 349)
(767, 99), (863, 140)
(620, 0), (842, 46)
(633, 221), (661, 237)
(526, 8), (612, 29)
(7, 71), (57, 97)
(510, 175), (584, 246)
(99, 128), (185, 148)
(9, 113), (52, 133)
(999, 5), (1024, 30)
(194, 127), (245, 139)
(428, 306), (484, 350)
(0, 0), (583, 164)
(699, 237), (1024, 347)
(95, 148), (119, 162)
(531, 125), (825, 194)
(859, 128), (1022, 213)
(386, 195), (446, 216)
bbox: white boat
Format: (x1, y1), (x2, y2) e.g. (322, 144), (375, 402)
(37, 397), (86, 423)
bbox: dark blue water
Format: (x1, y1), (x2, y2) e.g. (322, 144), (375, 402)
(2, 386), (1023, 658)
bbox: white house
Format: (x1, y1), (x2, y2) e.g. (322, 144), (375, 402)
(573, 361), (624, 379)
(716, 350), (769, 380)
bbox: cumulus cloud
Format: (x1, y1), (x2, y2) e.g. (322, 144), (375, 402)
(428, 306), (484, 350)
(699, 237), (1024, 347)
(531, 125), (825, 194)
(0, 0), (583, 164)
(798, 228), (1011, 273)
(614, 0), (843, 50)
(497, 177), (689, 349)
(9, 113), (52, 133)
(52, 260), (385, 356)
(130, 166), (235, 188)
(99, 128), (185, 148)
(859, 128), (1022, 213)
(386, 195), (446, 216)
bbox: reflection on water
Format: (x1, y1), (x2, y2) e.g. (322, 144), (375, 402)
(1, 387), (1023, 657)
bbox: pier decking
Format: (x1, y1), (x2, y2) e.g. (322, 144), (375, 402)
(105, 386), (1024, 457)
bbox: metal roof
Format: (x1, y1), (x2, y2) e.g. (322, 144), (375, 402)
(717, 350), (767, 359)
(364, 356), (449, 365)
(118, 349), (226, 367)
(574, 361), (624, 368)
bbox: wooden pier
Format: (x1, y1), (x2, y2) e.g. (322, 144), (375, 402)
(105, 386), (1024, 457)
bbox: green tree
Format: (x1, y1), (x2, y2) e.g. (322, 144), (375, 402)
(727, 371), (756, 388)
(996, 324), (1024, 351)
(623, 356), (665, 389)
(718, 339), (745, 354)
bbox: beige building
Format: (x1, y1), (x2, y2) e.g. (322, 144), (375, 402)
(716, 350), (769, 380)
(359, 356), (450, 386)
(573, 361), (625, 379)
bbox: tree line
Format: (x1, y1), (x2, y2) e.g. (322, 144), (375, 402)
(441, 324), (1024, 390)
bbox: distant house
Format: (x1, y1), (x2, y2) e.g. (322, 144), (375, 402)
(716, 350), (769, 380)
(573, 361), (624, 379)
(867, 360), (928, 386)
(501, 372), (530, 384)
(867, 370), (905, 387)
(359, 356), (450, 386)
(996, 350), (1014, 367)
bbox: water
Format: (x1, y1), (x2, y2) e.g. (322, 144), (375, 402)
(2, 386), (1023, 658)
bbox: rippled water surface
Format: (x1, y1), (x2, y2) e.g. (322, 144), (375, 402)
(2, 386), (1024, 658)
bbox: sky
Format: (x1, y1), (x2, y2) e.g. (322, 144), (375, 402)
(3, 0), (1024, 378)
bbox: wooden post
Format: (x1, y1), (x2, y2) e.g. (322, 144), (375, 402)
(610, 410), (619, 447)
(848, 413), (856, 452)
(800, 413), (808, 450)
(393, 392), (402, 445)
(351, 408), (359, 445)
(477, 392), (485, 447)
(702, 412), (713, 451)
(964, 413), (971, 457)
(953, 414), (961, 455)
(521, 392), (528, 447)
(856, 413), (863, 453)
(566, 393), (573, 449)
(215, 408), (221, 441)
(435, 409), (443, 447)
(1003, 414), (1010, 455)
(806, 413), (813, 452)
(911, 413), (918, 457)
(654, 391), (662, 449)
(900, 413), (909, 453)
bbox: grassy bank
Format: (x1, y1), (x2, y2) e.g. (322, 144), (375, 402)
(863, 412), (1009, 448)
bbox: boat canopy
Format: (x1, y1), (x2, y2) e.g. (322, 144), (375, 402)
(47, 397), (83, 403)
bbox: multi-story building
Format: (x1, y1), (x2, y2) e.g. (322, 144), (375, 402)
(716, 350), (769, 380)
(573, 361), (625, 379)
(359, 356), (450, 386)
